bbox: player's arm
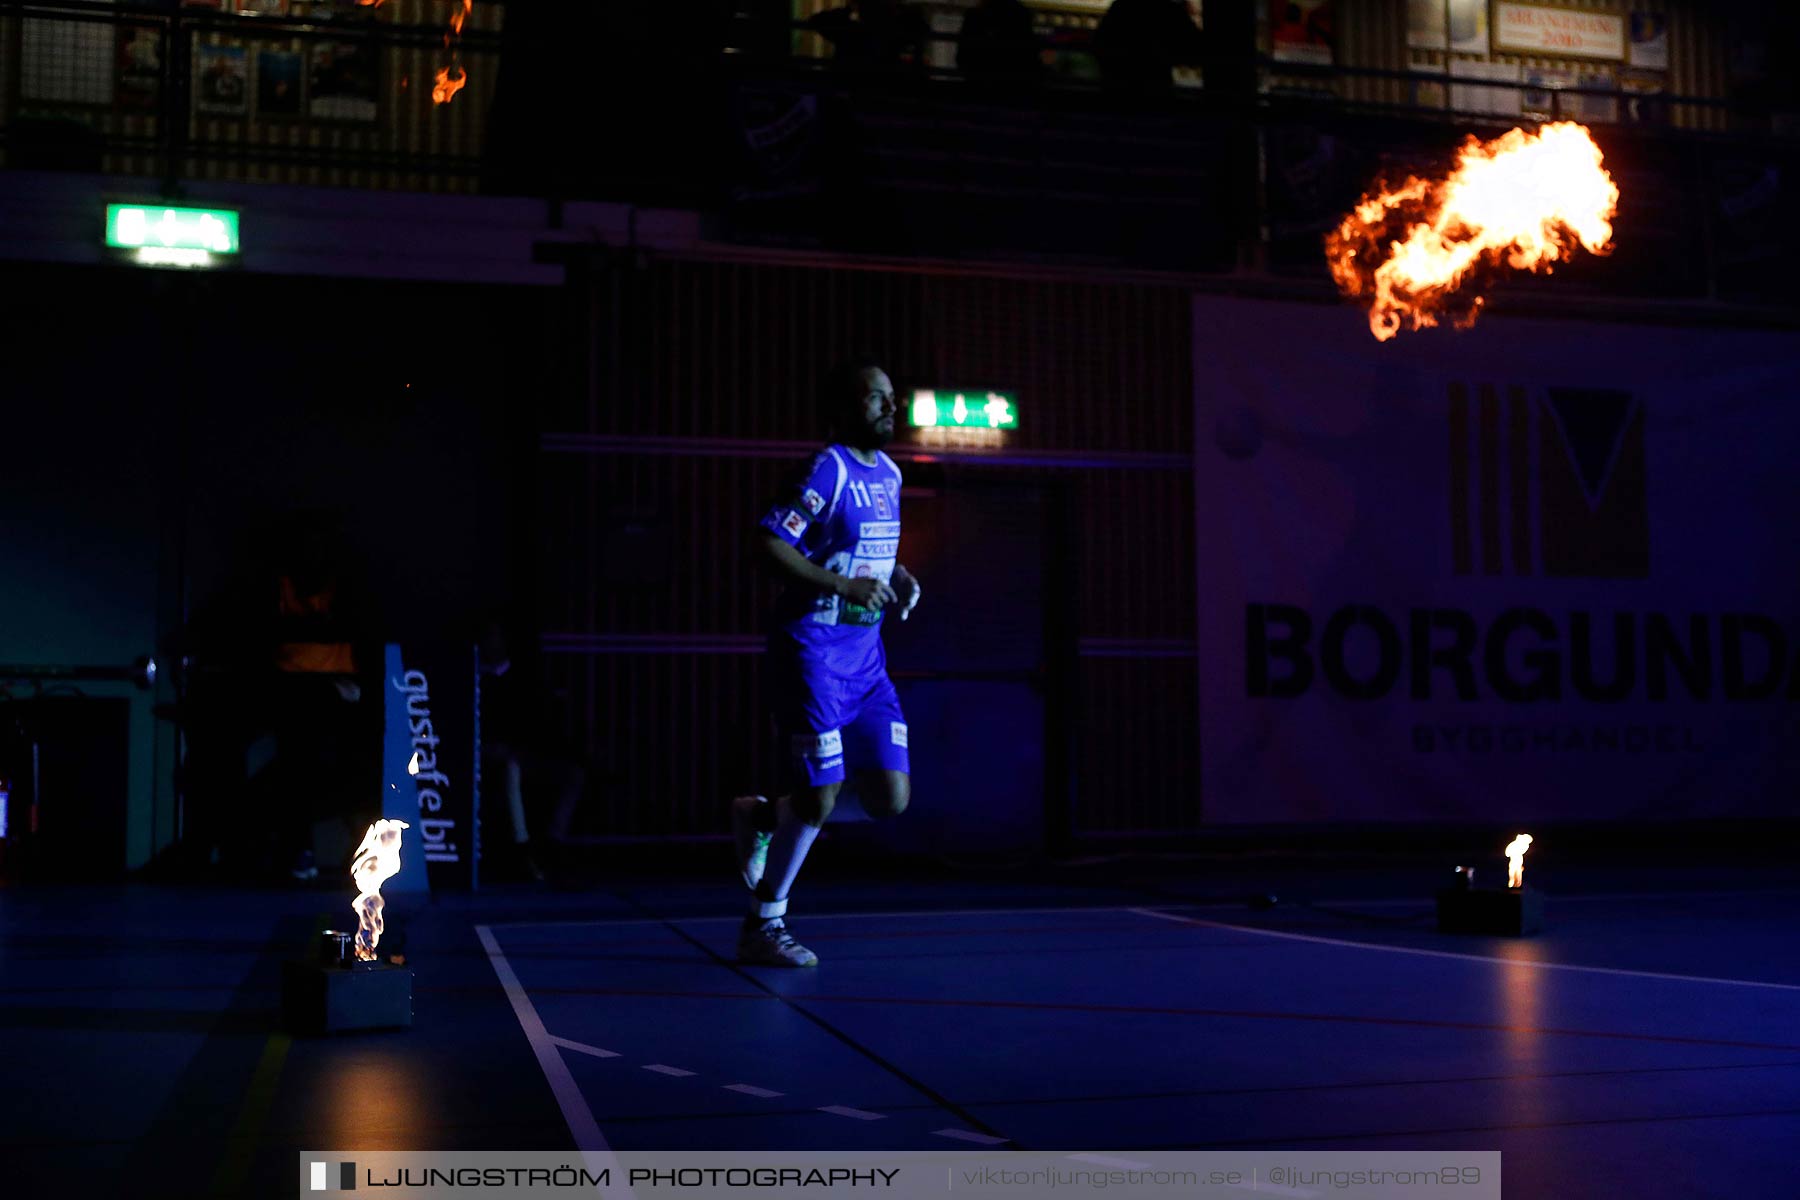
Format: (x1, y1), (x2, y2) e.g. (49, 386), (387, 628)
(751, 529), (844, 595)
(754, 452), (896, 609)
(752, 532), (896, 609)
(891, 563), (922, 621)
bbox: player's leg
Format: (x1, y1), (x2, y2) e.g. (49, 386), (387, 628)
(734, 777), (845, 886)
(485, 744), (545, 882)
(499, 750), (528, 843)
(731, 792), (778, 889)
(757, 777), (839, 915)
(733, 660), (833, 890)
(854, 769), (910, 818)
(736, 782), (838, 898)
(842, 675), (910, 819)
(738, 665), (845, 966)
(739, 777), (840, 967)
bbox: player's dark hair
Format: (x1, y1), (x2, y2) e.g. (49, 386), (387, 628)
(819, 355), (886, 430)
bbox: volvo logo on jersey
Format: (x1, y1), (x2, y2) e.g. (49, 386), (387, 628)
(381, 643), (481, 891)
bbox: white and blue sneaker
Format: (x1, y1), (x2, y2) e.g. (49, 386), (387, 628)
(737, 916), (818, 967)
(731, 794), (773, 890)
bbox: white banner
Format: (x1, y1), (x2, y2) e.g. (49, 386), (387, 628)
(1192, 295), (1800, 823)
(1494, 3), (1625, 60)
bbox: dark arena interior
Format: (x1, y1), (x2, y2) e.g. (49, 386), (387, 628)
(3, 3), (1799, 1199)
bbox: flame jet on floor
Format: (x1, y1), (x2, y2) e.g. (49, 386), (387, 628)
(1505, 833), (1534, 890)
(283, 819), (416, 1033)
(351, 819), (410, 962)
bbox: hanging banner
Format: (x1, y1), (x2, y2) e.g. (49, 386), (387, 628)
(1271, 0), (1334, 66)
(1406, 0), (1448, 51)
(1192, 296), (1800, 824)
(1494, 3), (1625, 60)
(1447, 0), (1489, 56)
(382, 643), (481, 889)
(1628, 11), (1669, 71)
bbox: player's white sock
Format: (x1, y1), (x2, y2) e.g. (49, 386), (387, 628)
(751, 798), (820, 920)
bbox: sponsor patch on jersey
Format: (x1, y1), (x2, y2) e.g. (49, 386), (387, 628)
(849, 558), (894, 582)
(859, 521), (901, 539)
(856, 539), (898, 559)
(890, 721), (908, 748)
(792, 729), (844, 761)
(781, 510), (808, 538)
(871, 486), (891, 518)
(801, 487), (825, 515)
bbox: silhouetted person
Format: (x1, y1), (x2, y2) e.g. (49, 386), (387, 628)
(478, 618), (586, 881)
(957, 0), (1042, 84)
(183, 509), (378, 881)
(1092, 0), (1206, 91)
(805, 0), (929, 69)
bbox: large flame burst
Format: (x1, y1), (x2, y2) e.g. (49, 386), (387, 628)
(1327, 123), (1618, 341)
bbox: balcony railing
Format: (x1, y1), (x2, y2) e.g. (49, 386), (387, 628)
(0, 0), (502, 191)
(4, 3), (1796, 315)
(719, 7), (1792, 140)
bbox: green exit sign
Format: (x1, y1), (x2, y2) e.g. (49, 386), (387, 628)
(909, 389), (1019, 430)
(105, 204), (240, 267)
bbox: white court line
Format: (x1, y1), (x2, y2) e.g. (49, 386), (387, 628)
(475, 926), (628, 1198)
(484, 905), (1161, 931)
(549, 1035), (622, 1060)
(1299, 888), (1800, 910)
(487, 892), (1797, 932)
(1130, 908), (1800, 993)
(1533, 888), (1800, 903)
(934, 1129), (1009, 1145)
(490, 926), (958, 1152)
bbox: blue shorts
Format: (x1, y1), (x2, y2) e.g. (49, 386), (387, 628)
(768, 630), (910, 788)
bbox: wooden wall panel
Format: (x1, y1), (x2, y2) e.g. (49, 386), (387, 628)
(543, 256), (1202, 841)
(568, 258), (1193, 454)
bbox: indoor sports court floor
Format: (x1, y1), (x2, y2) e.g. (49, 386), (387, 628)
(5, 860), (1798, 1198)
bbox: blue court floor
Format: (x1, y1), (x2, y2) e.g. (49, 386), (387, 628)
(3, 868), (1798, 1198)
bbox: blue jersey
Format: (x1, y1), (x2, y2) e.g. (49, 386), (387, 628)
(758, 445), (904, 639)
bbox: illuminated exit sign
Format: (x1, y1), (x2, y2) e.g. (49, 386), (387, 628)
(104, 203), (240, 268)
(908, 389), (1019, 430)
